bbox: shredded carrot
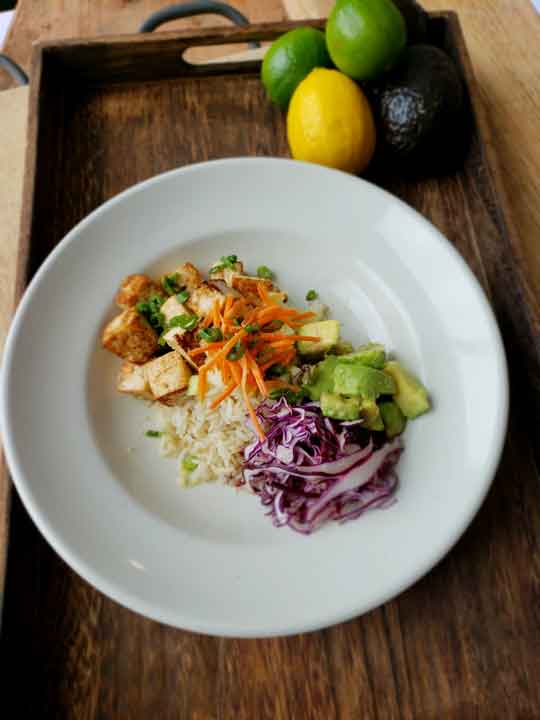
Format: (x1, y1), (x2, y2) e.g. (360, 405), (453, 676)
(257, 282), (272, 304)
(262, 333), (320, 342)
(212, 299), (221, 327)
(202, 313), (213, 328)
(227, 359), (242, 385)
(199, 328), (246, 372)
(198, 368), (207, 401)
(225, 298), (246, 321)
(240, 356), (265, 441)
(260, 350), (293, 373)
(224, 295), (234, 314)
(246, 351), (268, 397)
(265, 380), (301, 391)
(209, 380), (237, 409)
(188, 341), (225, 357)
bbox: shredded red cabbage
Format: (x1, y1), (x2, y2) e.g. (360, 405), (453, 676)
(243, 398), (402, 534)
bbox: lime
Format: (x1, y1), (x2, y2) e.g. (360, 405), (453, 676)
(261, 27), (332, 108)
(326, 0), (407, 81)
(287, 68), (376, 174)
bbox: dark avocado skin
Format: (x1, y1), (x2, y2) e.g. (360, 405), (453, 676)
(391, 0), (429, 44)
(371, 45), (467, 172)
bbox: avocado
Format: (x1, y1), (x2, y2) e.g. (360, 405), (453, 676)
(321, 392), (362, 421)
(391, 0), (429, 44)
(384, 360), (430, 418)
(371, 45), (466, 172)
(334, 363), (396, 398)
(297, 320), (340, 356)
(359, 399), (384, 431)
(338, 342), (386, 369)
(333, 339), (354, 356)
(379, 399), (407, 437)
(303, 355), (339, 400)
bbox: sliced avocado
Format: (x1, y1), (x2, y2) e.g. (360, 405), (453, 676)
(379, 400), (407, 437)
(384, 360), (430, 419)
(297, 320), (340, 357)
(321, 392), (362, 421)
(334, 363), (396, 398)
(338, 342), (386, 369)
(333, 339), (354, 356)
(303, 355), (338, 401)
(359, 399), (384, 431)
(187, 375), (199, 396)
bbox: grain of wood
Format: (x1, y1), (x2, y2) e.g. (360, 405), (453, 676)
(0, 85), (28, 611)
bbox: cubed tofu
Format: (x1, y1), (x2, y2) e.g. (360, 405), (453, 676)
(102, 309), (158, 364)
(167, 262), (203, 291)
(231, 275), (274, 303)
(115, 274), (162, 308)
(186, 282), (224, 316)
(117, 362), (153, 400)
(162, 328), (201, 370)
(161, 296), (188, 323)
(144, 351), (192, 405)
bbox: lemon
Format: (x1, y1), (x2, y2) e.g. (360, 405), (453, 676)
(261, 28), (332, 108)
(326, 0), (407, 81)
(287, 68), (376, 174)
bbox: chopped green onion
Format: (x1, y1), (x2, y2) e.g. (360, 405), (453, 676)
(267, 363), (287, 377)
(245, 323), (260, 334)
(198, 327), (223, 343)
(158, 335), (168, 346)
(257, 265), (274, 280)
(136, 294), (166, 333)
(182, 455), (199, 472)
(233, 317), (243, 326)
(145, 430), (162, 438)
(269, 388), (306, 404)
(211, 254), (238, 273)
(162, 273), (181, 296)
(176, 289), (189, 304)
(227, 341), (246, 361)
(168, 314), (199, 331)
(306, 289), (318, 301)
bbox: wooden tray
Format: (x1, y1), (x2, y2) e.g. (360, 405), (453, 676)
(2, 16), (540, 718)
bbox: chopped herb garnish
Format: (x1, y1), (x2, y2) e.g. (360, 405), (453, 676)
(145, 430), (162, 438)
(227, 341), (246, 361)
(306, 289), (318, 301)
(269, 388), (306, 404)
(211, 254), (238, 273)
(233, 317), (243, 326)
(158, 335), (168, 346)
(168, 314), (199, 331)
(136, 293), (166, 333)
(257, 265), (274, 280)
(267, 363), (287, 377)
(245, 323), (260, 334)
(182, 455), (199, 472)
(176, 289), (189, 304)
(162, 273), (181, 296)
(198, 327), (223, 343)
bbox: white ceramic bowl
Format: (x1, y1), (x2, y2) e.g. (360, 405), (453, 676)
(0, 158), (508, 637)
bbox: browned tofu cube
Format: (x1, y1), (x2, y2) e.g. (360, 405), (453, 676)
(161, 296), (188, 323)
(186, 282), (224, 316)
(162, 328), (201, 370)
(144, 351), (192, 405)
(117, 362), (153, 400)
(102, 309), (158, 364)
(163, 262), (203, 292)
(231, 275), (274, 303)
(115, 274), (162, 308)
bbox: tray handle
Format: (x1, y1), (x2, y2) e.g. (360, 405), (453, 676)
(139, 1), (260, 48)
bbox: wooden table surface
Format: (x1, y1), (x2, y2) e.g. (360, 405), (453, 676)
(1, 1), (540, 718)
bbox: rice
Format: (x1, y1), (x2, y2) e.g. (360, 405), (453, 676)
(153, 370), (254, 486)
